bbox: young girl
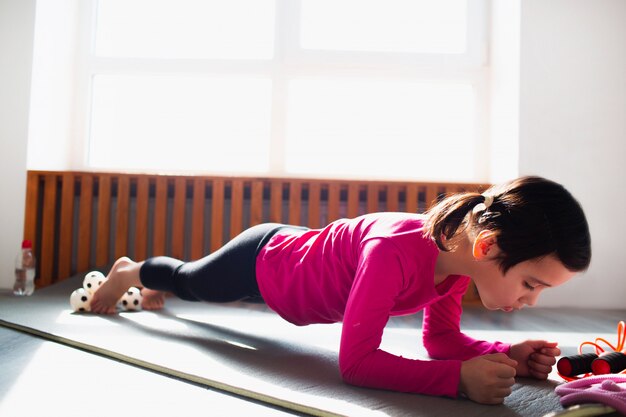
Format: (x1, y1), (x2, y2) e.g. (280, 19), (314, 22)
(90, 176), (591, 405)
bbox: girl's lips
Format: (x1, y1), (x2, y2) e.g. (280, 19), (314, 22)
(501, 307), (514, 312)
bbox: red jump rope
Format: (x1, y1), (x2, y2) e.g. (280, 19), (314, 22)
(557, 321), (626, 381)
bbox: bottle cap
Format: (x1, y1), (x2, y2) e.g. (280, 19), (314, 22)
(21, 240), (32, 249)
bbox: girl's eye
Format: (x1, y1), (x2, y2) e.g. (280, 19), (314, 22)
(524, 282), (535, 290)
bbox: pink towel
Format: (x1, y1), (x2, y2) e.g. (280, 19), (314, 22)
(555, 374), (626, 414)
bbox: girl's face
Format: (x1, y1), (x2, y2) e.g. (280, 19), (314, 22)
(472, 234), (576, 311)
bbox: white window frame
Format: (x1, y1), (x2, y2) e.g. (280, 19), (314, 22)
(72, 0), (490, 181)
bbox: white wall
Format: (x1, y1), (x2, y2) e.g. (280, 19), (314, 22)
(489, 1), (520, 184)
(518, 0), (626, 308)
(27, 0), (79, 170)
(0, 0), (36, 289)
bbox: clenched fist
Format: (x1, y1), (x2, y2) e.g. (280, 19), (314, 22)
(459, 353), (518, 404)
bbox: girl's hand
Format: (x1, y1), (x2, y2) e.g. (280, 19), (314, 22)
(509, 340), (560, 380)
(459, 353), (518, 404)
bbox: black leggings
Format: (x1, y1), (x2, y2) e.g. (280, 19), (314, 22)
(140, 223), (305, 302)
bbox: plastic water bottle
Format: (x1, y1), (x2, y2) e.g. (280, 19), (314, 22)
(14, 239), (36, 296)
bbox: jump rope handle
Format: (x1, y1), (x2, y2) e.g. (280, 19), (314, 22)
(591, 351), (626, 375)
(557, 352), (626, 377)
(557, 353), (598, 377)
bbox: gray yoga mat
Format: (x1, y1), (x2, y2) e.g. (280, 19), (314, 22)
(0, 272), (568, 417)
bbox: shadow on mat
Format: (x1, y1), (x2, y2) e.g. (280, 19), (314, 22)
(106, 309), (354, 390)
(123, 307), (341, 387)
(88, 308), (556, 417)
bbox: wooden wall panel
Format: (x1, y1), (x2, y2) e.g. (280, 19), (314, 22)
(269, 181), (282, 223)
(114, 176), (130, 259)
(367, 184), (378, 214)
(387, 185), (399, 212)
(307, 182), (321, 229)
(406, 184), (418, 214)
(347, 183), (359, 218)
(250, 180), (263, 227)
(76, 175), (93, 273)
(23, 169), (488, 307)
(210, 179), (224, 252)
(327, 183), (340, 222)
(96, 175), (111, 267)
(134, 176), (149, 261)
(230, 180), (244, 238)
(57, 172), (75, 279)
(190, 178), (205, 260)
(39, 174), (57, 286)
(23, 171), (39, 248)
(171, 177), (186, 259)
(153, 177), (167, 257)
(288, 181), (301, 225)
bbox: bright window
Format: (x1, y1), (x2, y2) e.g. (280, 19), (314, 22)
(286, 79), (476, 180)
(94, 0), (275, 59)
(300, 0), (467, 54)
(89, 75), (273, 172)
(79, 0), (487, 181)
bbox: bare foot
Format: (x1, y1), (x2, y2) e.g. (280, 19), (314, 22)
(141, 288), (167, 311)
(91, 257), (143, 314)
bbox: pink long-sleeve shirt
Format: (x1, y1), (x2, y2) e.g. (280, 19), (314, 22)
(255, 212), (510, 397)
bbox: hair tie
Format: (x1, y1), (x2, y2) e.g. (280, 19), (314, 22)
(474, 194), (501, 223)
(483, 194), (494, 209)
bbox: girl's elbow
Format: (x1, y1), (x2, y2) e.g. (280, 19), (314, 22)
(338, 356), (365, 386)
(423, 335), (450, 360)
(423, 345), (443, 360)
(340, 369), (358, 386)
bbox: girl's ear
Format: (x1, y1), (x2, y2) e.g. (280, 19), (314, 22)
(472, 230), (498, 260)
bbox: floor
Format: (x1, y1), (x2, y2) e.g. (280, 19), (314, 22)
(0, 324), (303, 416)
(1, 301), (624, 416)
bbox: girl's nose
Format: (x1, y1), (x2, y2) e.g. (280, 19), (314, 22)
(521, 290), (541, 307)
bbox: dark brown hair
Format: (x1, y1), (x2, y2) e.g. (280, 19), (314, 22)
(424, 176), (591, 273)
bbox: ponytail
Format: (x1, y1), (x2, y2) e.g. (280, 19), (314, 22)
(424, 192), (486, 251)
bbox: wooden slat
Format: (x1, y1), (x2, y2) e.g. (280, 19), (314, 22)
(347, 183), (359, 218)
(114, 176), (130, 259)
(23, 171), (39, 249)
(367, 184), (378, 214)
(288, 181), (301, 225)
(40, 174), (57, 286)
(327, 183), (340, 222)
(153, 177), (167, 257)
(386, 184), (399, 212)
(425, 185), (438, 210)
(134, 176), (149, 261)
(76, 174), (93, 273)
(307, 182), (321, 228)
(171, 177), (186, 259)
(230, 180), (244, 238)
(57, 173), (75, 280)
(406, 183), (418, 213)
(269, 181), (282, 223)
(96, 175), (111, 267)
(210, 179), (225, 252)
(190, 177), (206, 260)
(250, 180), (263, 226)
